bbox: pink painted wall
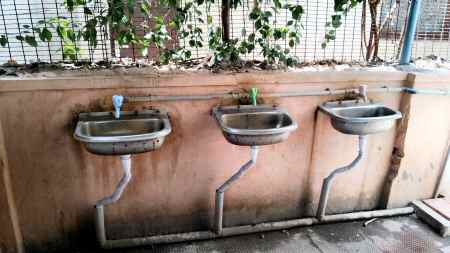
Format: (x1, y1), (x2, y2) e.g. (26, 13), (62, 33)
(0, 70), (448, 252)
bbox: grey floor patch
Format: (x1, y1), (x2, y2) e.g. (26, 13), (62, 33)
(111, 216), (450, 253)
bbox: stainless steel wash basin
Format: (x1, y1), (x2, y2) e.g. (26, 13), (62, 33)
(74, 109), (171, 155)
(319, 100), (402, 135)
(213, 105), (298, 146)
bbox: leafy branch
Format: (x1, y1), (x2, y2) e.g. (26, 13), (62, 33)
(0, 0), (371, 66)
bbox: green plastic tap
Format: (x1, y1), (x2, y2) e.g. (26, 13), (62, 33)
(249, 87), (258, 106)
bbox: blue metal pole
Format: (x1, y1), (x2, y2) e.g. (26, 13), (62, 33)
(400, 0), (422, 65)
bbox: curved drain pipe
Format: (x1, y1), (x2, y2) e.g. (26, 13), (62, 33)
(96, 155), (132, 206)
(215, 146), (259, 235)
(316, 135), (367, 220)
(95, 155), (132, 246)
(93, 146), (413, 249)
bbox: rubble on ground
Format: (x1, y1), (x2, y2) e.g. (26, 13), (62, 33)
(0, 55), (449, 79)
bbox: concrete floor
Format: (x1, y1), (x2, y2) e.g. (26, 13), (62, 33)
(112, 215), (450, 253)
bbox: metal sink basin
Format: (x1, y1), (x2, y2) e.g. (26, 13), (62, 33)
(74, 110), (171, 155)
(213, 105), (298, 146)
(319, 100), (402, 135)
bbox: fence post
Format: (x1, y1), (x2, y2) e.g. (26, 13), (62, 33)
(399, 0), (422, 65)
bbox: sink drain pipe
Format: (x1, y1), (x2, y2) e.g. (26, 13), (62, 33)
(316, 135), (367, 220)
(95, 155), (132, 244)
(215, 146), (259, 235)
(93, 148), (413, 249)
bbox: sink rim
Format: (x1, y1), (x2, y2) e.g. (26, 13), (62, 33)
(319, 100), (402, 123)
(213, 104), (298, 136)
(73, 110), (172, 143)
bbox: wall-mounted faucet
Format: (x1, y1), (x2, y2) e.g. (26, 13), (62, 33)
(249, 87), (258, 106)
(358, 85), (368, 103)
(112, 95), (124, 119)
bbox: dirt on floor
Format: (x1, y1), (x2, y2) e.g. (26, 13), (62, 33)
(105, 215), (450, 253)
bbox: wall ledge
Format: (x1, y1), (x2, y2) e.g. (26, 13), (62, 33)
(0, 70), (411, 92)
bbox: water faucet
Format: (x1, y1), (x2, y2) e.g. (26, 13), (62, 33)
(249, 87), (258, 106)
(358, 85), (368, 103)
(112, 95), (124, 119)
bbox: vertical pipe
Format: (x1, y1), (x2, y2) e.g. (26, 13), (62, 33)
(399, 0), (422, 64)
(316, 135), (367, 220)
(214, 189), (225, 234)
(95, 205), (107, 246)
(214, 146), (258, 234)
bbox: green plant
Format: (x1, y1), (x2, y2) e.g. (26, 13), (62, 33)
(321, 0), (363, 49)
(247, 1), (303, 66)
(0, 0), (368, 66)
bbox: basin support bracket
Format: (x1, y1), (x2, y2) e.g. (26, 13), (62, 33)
(316, 135), (367, 220)
(214, 146), (259, 235)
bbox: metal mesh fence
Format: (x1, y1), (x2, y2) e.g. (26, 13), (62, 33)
(0, 0), (110, 64)
(0, 0), (449, 65)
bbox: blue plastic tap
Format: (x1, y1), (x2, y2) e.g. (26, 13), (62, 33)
(112, 95), (124, 119)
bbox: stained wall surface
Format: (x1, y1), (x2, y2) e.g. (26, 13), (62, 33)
(0, 70), (448, 252)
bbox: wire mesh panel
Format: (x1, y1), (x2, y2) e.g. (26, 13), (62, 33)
(182, 0), (372, 62)
(0, 0), (449, 65)
(0, 0), (110, 64)
(413, 0), (450, 59)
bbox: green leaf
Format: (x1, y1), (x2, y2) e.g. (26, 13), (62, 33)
(16, 35), (24, 41)
(65, 0), (75, 11)
(331, 15), (342, 28)
(63, 44), (77, 61)
(290, 5), (304, 20)
(84, 7), (93, 15)
(273, 0), (282, 9)
(39, 27), (53, 42)
(248, 33), (255, 42)
(140, 0), (151, 15)
(274, 29), (282, 40)
(154, 16), (164, 24)
(184, 50), (191, 59)
(0, 35), (8, 47)
(67, 29), (76, 42)
(56, 26), (68, 41)
(25, 35), (38, 47)
(289, 39), (295, 47)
